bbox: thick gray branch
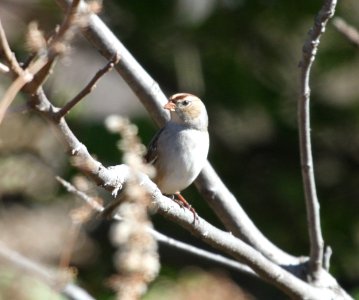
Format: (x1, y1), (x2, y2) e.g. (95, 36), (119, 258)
(195, 162), (302, 265)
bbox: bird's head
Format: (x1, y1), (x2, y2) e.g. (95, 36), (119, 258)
(164, 93), (208, 130)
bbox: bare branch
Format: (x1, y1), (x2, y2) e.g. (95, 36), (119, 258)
(333, 17), (359, 47)
(62, 285), (96, 300)
(57, 176), (257, 278)
(55, 0), (169, 128)
(55, 53), (120, 120)
(323, 246), (332, 271)
(0, 241), (96, 300)
(52, 0), (81, 47)
(56, 176), (104, 212)
(298, 0), (337, 281)
(0, 62), (9, 73)
(152, 230), (257, 277)
(0, 18), (23, 76)
(0, 19), (49, 124)
(0, 57), (48, 124)
(195, 162), (301, 265)
(27, 0), (82, 93)
(54, 0), (301, 266)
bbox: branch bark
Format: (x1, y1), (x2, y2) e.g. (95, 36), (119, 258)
(298, 0), (337, 281)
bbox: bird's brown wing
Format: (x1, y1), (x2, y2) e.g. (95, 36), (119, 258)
(145, 127), (165, 165)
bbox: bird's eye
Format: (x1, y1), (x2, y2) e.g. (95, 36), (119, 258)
(181, 100), (190, 106)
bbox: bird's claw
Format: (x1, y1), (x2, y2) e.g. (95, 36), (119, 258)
(173, 192), (199, 224)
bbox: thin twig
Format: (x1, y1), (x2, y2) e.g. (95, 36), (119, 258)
(55, 53), (120, 120)
(0, 57), (48, 124)
(298, 0), (337, 281)
(0, 62), (10, 73)
(333, 17), (359, 48)
(56, 176), (104, 212)
(0, 19), (23, 76)
(55, 0), (169, 127)
(52, 0), (81, 46)
(0, 1), (83, 121)
(0, 241), (96, 300)
(27, 0), (82, 94)
(27, 57), (57, 94)
(151, 230), (257, 277)
(323, 246), (332, 271)
(0, 20), (49, 122)
(56, 176), (257, 277)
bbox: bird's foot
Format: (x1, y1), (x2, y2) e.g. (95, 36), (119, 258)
(174, 192), (199, 224)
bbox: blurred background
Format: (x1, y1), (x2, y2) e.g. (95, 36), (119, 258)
(0, 0), (359, 299)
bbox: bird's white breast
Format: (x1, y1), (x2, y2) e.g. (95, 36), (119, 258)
(155, 123), (209, 194)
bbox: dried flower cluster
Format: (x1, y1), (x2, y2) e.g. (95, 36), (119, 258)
(25, 22), (47, 54)
(105, 115), (159, 300)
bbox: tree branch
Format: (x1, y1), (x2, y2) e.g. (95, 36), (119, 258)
(54, 1), (170, 128)
(52, 0), (81, 44)
(333, 17), (359, 48)
(298, 0), (337, 281)
(55, 53), (120, 120)
(195, 162), (301, 265)
(0, 62), (10, 73)
(26, 0), (82, 94)
(56, 176), (258, 278)
(54, 0), (301, 266)
(0, 19), (48, 123)
(153, 230), (258, 277)
(0, 19), (23, 76)
(0, 241), (96, 300)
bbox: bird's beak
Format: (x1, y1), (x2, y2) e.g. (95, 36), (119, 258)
(164, 101), (176, 111)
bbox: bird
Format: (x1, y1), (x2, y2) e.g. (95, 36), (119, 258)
(145, 93), (209, 220)
(102, 93), (209, 221)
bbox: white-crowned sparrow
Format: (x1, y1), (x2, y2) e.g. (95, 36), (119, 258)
(103, 93), (209, 220)
(145, 93), (209, 217)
